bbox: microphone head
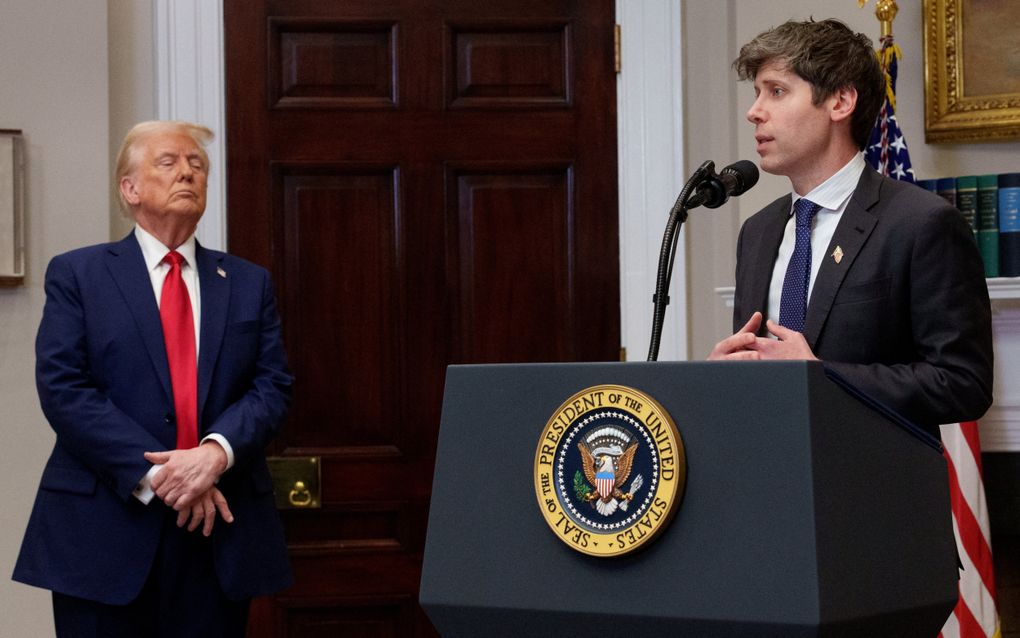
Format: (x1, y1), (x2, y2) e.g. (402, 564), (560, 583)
(720, 160), (759, 196)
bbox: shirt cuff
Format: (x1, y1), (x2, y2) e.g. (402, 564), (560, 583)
(201, 433), (235, 471)
(132, 464), (164, 504)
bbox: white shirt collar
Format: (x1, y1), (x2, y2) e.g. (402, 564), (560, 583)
(791, 152), (866, 213)
(134, 224), (197, 272)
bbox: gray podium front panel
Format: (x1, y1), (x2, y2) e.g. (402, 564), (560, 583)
(420, 361), (956, 637)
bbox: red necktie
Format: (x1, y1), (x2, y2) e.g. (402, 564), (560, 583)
(160, 251), (198, 449)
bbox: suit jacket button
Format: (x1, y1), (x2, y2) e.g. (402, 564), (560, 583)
(165, 413), (175, 424)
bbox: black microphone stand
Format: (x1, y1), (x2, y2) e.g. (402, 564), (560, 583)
(646, 160), (715, 361)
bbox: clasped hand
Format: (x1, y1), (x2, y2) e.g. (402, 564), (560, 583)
(145, 443), (233, 536)
(707, 312), (819, 361)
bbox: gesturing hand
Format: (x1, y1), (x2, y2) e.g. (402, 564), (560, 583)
(708, 312), (764, 360)
(747, 319), (820, 360)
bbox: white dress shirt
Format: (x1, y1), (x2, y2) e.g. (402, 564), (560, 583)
(767, 153), (866, 327)
(132, 225), (234, 504)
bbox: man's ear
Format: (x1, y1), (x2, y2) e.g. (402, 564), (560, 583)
(830, 85), (858, 123)
(119, 176), (140, 206)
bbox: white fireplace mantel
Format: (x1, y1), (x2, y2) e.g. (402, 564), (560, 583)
(714, 279), (1020, 452)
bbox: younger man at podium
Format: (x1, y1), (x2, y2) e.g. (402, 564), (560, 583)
(708, 19), (993, 435)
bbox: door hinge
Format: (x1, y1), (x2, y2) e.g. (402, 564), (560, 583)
(614, 24), (621, 73)
(619, 346), (627, 361)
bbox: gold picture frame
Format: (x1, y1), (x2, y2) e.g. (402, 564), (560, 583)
(0, 129), (25, 287)
(924, 0), (1020, 143)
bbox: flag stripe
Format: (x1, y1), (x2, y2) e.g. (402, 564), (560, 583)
(944, 427), (998, 600)
(942, 422), (1001, 638)
(951, 512), (1000, 636)
(959, 419), (987, 474)
(955, 592), (986, 638)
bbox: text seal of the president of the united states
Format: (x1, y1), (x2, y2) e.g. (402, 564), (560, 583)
(533, 385), (686, 557)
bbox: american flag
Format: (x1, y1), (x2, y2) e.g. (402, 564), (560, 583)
(864, 32), (1002, 638)
(864, 36), (914, 183)
(940, 423), (1001, 638)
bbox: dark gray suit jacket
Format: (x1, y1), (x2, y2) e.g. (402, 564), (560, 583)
(733, 167), (993, 432)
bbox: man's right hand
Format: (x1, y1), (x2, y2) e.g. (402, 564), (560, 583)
(707, 312), (764, 360)
(175, 486), (234, 536)
(145, 442), (229, 509)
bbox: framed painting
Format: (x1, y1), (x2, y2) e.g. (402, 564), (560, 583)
(0, 129), (25, 287)
(924, 0), (1020, 142)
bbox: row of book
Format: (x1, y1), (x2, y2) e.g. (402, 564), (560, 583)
(916, 174), (1020, 278)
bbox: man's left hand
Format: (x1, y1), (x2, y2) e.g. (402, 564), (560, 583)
(748, 319), (820, 360)
(145, 442), (228, 510)
(176, 486), (234, 536)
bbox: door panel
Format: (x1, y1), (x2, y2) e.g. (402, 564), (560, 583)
(225, 1), (618, 635)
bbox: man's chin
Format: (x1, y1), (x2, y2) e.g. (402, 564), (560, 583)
(757, 157), (784, 177)
(168, 203), (206, 218)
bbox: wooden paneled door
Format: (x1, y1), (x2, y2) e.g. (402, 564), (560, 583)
(224, 1), (619, 635)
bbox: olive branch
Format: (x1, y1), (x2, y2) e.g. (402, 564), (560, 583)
(573, 470), (591, 500)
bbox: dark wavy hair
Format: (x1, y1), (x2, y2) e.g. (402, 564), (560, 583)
(733, 18), (884, 151)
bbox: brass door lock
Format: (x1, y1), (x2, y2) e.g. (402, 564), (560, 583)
(267, 457), (321, 509)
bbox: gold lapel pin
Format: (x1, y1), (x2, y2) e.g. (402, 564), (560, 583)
(217, 267), (227, 278)
(832, 246), (844, 264)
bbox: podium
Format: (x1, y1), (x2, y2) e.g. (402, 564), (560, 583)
(420, 361), (958, 637)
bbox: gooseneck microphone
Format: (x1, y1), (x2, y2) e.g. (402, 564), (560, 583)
(646, 159), (760, 361)
(685, 160), (760, 209)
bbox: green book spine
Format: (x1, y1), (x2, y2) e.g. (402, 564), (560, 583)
(977, 174), (999, 278)
(956, 175), (978, 235)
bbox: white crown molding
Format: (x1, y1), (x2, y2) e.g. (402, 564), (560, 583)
(980, 403), (1020, 452)
(987, 277), (1020, 300)
(715, 286), (734, 308)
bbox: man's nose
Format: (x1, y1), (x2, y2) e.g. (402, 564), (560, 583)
(746, 105), (762, 124)
(177, 158), (194, 180)
(746, 96), (765, 124)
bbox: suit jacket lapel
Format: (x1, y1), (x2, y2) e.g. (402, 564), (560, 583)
(196, 243), (229, 428)
(105, 232), (174, 403)
(746, 195), (791, 335)
(804, 168), (881, 347)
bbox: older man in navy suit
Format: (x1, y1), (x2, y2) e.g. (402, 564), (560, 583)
(13, 120), (292, 636)
(709, 19), (993, 433)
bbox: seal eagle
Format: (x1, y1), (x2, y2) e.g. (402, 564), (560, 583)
(578, 440), (639, 516)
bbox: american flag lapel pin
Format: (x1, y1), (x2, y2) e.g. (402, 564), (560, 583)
(217, 266), (227, 278)
(831, 246), (844, 264)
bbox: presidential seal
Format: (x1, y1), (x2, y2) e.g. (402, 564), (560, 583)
(533, 385), (686, 557)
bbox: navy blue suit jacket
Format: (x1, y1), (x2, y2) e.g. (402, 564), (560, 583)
(13, 232), (293, 604)
(733, 167), (993, 432)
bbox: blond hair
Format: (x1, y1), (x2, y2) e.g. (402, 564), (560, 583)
(115, 120), (214, 215)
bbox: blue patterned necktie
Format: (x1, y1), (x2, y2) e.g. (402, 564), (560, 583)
(778, 198), (821, 333)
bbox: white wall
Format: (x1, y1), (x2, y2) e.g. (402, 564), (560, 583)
(0, 1), (111, 634)
(109, 0), (156, 240)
